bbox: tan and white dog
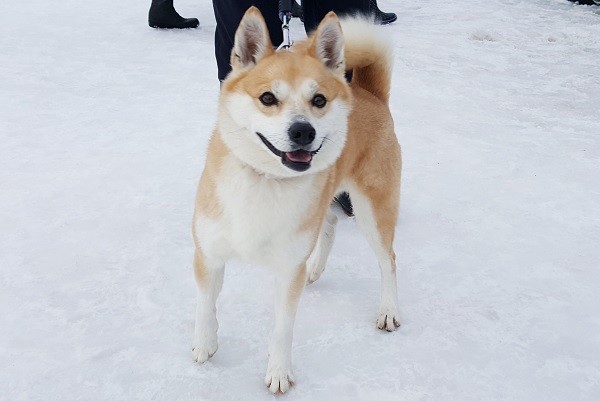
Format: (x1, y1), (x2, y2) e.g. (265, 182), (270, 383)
(192, 7), (401, 394)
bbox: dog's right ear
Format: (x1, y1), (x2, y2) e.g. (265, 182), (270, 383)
(310, 12), (345, 75)
(231, 7), (274, 71)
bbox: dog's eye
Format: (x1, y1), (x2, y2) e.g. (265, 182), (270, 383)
(259, 92), (278, 106)
(312, 94), (327, 108)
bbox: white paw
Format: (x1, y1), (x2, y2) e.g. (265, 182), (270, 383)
(306, 258), (325, 284)
(265, 368), (294, 394)
(376, 307), (401, 332)
(192, 335), (218, 363)
(306, 212), (337, 284)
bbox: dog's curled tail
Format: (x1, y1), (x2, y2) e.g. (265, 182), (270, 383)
(340, 17), (393, 104)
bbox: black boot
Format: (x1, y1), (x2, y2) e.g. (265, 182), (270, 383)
(370, 0), (397, 25)
(149, 0), (199, 29)
(567, 0), (599, 4)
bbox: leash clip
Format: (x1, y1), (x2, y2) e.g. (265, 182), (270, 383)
(277, 13), (293, 50)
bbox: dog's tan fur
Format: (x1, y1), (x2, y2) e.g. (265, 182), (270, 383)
(191, 8), (401, 393)
(196, 15), (400, 246)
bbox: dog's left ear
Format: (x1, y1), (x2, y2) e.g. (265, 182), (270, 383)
(231, 7), (274, 71)
(310, 12), (345, 75)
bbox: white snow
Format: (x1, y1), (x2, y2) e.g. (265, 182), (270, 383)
(2, 0), (600, 400)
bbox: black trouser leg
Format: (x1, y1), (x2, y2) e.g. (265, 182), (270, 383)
(213, 0), (283, 81)
(302, 0), (370, 34)
(213, 0), (370, 80)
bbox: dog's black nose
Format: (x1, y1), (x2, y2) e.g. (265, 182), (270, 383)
(288, 121), (316, 146)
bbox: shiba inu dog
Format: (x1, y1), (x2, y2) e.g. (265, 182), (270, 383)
(191, 7), (401, 393)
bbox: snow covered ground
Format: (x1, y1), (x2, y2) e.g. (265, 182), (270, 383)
(2, 0), (600, 400)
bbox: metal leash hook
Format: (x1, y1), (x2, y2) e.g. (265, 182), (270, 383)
(277, 0), (293, 50)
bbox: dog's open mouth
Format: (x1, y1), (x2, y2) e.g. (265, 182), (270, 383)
(257, 133), (321, 172)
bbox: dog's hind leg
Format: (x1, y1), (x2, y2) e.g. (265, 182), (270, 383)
(265, 264), (306, 394)
(348, 182), (401, 332)
(192, 249), (225, 363)
(306, 209), (338, 284)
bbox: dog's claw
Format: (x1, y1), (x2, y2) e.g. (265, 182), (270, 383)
(265, 370), (294, 394)
(306, 268), (323, 284)
(376, 313), (401, 332)
(192, 340), (218, 363)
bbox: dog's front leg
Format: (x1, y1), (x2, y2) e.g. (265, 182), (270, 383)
(192, 249), (225, 363)
(265, 264), (306, 394)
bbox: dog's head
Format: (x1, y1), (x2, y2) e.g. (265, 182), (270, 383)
(218, 7), (352, 178)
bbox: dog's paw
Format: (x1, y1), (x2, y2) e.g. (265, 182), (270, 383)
(306, 242), (326, 284)
(265, 369), (294, 394)
(192, 336), (218, 363)
(306, 260), (326, 284)
(306, 212), (337, 285)
(376, 307), (401, 332)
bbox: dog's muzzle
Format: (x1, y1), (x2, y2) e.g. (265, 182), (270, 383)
(256, 132), (322, 172)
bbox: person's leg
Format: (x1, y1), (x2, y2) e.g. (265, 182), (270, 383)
(213, 0), (283, 82)
(149, 0), (199, 29)
(302, 0), (369, 34)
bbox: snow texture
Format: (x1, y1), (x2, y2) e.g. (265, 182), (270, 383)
(2, 0), (600, 400)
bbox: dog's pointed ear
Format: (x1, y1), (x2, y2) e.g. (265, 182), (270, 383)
(231, 7), (274, 71)
(310, 12), (345, 74)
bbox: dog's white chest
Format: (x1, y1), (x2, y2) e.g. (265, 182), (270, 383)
(195, 156), (320, 269)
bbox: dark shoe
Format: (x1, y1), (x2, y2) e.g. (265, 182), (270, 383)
(149, 0), (199, 29)
(334, 192), (354, 217)
(370, 0), (397, 25)
(376, 11), (397, 25)
(568, 0), (599, 4)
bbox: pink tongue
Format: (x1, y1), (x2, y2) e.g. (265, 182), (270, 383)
(285, 150), (312, 163)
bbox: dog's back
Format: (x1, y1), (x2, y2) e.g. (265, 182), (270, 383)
(332, 17), (401, 232)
